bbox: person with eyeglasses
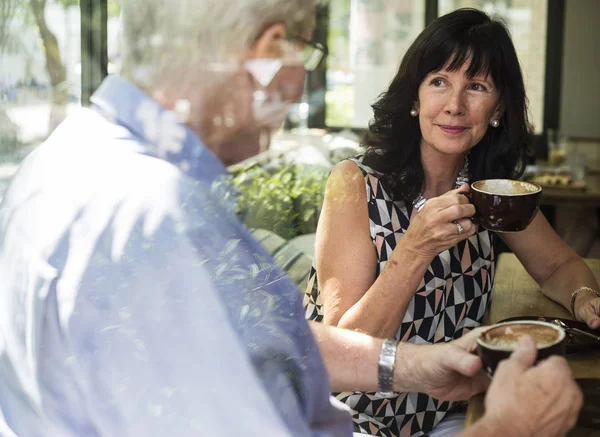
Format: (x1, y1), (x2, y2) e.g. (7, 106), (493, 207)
(0, 1), (581, 437)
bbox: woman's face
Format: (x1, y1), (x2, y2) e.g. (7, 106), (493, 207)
(416, 61), (502, 157)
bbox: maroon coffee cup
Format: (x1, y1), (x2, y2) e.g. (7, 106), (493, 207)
(476, 320), (566, 376)
(469, 179), (542, 232)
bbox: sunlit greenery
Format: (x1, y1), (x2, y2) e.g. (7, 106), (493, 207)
(231, 162), (329, 240)
(325, 84), (354, 128)
(108, 0), (120, 17)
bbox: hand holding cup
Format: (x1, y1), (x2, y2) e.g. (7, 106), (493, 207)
(404, 184), (477, 261)
(483, 335), (583, 437)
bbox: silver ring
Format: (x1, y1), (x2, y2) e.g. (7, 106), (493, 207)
(455, 221), (464, 235)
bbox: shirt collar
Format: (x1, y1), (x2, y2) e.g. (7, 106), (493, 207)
(89, 75), (228, 186)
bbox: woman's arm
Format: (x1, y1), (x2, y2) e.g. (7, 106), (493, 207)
(501, 211), (600, 328)
(314, 161), (431, 338)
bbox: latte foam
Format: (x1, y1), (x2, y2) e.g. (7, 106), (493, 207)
(481, 323), (561, 349)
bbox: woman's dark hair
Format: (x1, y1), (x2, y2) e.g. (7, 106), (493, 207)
(362, 8), (532, 205)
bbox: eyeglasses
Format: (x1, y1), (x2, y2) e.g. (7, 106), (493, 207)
(289, 36), (328, 72)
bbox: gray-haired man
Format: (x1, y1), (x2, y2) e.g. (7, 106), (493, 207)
(0, 1), (581, 436)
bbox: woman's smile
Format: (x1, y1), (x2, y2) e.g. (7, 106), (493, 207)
(437, 124), (469, 135)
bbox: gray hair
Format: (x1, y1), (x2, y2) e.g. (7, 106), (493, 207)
(118, 0), (317, 87)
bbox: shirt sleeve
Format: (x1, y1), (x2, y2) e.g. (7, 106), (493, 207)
(41, 209), (299, 437)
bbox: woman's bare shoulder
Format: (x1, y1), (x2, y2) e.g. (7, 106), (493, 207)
(325, 160), (367, 204)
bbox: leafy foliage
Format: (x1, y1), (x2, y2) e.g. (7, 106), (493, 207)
(231, 162), (329, 240)
(56, 0), (78, 8)
(107, 0), (120, 18)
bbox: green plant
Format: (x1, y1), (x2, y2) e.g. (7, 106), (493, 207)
(291, 165), (329, 235)
(231, 162), (329, 240)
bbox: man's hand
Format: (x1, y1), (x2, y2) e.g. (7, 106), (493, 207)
(394, 328), (489, 400)
(483, 336), (583, 437)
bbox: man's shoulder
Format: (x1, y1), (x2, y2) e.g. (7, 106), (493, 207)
(1, 110), (205, 246)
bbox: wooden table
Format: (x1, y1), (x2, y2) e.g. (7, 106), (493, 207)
(464, 253), (600, 436)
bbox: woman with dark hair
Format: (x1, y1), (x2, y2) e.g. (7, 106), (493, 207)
(304, 8), (600, 437)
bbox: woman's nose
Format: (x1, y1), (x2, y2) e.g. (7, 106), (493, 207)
(443, 89), (466, 116)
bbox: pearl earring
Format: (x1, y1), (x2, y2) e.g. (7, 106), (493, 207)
(410, 109), (418, 117)
(491, 119), (499, 128)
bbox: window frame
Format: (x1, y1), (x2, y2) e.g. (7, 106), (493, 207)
(80, 0), (107, 106)
(85, 0), (565, 158)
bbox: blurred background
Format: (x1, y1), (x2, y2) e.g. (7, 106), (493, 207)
(1, 0), (599, 268)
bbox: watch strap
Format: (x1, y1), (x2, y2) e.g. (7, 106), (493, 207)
(378, 338), (397, 395)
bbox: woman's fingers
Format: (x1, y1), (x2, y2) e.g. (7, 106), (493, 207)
(457, 218), (478, 236)
(438, 203), (476, 222)
(436, 219), (477, 244)
(411, 187), (479, 255)
(424, 190), (470, 210)
(448, 219), (477, 239)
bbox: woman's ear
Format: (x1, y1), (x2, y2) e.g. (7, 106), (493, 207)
(492, 102), (504, 122)
(245, 23), (286, 60)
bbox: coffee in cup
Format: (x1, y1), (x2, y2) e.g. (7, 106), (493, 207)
(476, 320), (566, 376)
(470, 179), (542, 232)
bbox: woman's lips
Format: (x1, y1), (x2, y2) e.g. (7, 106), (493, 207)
(439, 125), (468, 134)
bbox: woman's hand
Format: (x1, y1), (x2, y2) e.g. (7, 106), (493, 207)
(500, 213), (600, 330)
(403, 184), (477, 261)
(573, 291), (600, 329)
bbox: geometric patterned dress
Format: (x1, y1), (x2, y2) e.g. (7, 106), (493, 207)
(303, 155), (497, 437)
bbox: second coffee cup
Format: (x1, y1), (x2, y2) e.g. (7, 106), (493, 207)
(476, 320), (566, 376)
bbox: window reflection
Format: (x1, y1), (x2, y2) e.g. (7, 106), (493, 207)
(0, 0), (81, 196)
(107, 0), (121, 75)
(326, 0), (426, 128)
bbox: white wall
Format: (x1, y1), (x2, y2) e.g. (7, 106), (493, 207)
(559, 0), (600, 139)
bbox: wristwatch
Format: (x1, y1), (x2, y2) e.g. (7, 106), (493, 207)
(378, 338), (397, 395)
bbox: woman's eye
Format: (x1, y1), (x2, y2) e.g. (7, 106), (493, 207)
(470, 83), (488, 92)
(431, 78), (445, 87)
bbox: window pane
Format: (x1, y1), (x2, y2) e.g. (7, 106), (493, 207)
(439, 0), (548, 134)
(0, 0), (81, 197)
(107, 0), (121, 74)
(326, 0), (426, 128)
